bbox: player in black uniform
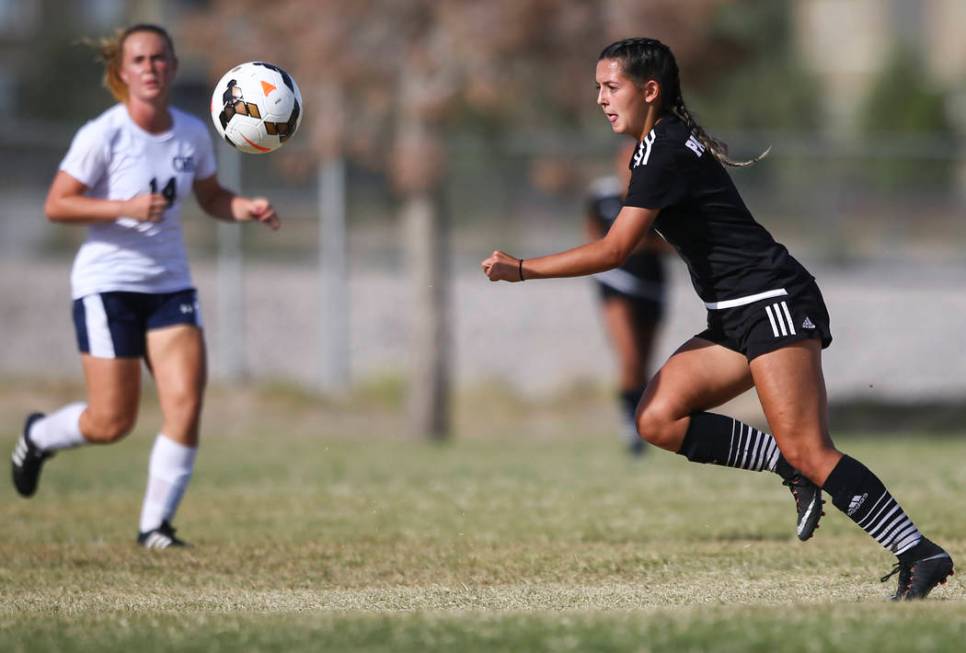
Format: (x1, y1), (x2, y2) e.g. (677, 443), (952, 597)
(585, 140), (667, 456)
(482, 37), (953, 600)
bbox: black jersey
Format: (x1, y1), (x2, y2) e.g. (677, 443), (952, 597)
(586, 176), (665, 292)
(623, 114), (811, 307)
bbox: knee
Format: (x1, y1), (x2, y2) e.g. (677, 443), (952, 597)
(83, 410), (137, 444)
(166, 388), (204, 422)
(635, 403), (683, 451)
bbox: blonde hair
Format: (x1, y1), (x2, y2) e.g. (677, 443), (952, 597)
(94, 24), (175, 103)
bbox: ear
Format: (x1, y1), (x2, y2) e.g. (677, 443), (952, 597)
(642, 80), (661, 105)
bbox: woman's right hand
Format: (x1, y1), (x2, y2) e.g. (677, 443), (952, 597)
(123, 193), (168, 222)
(482, 250), (523, 282)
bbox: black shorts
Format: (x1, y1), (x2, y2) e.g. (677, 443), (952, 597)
(597, 283), (665, 324)
(594, 251), (666, 321)
(72, 288), (203, 359)
(695, 279), (832, 361)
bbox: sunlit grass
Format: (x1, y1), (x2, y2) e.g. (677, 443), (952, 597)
(2, 381), (964, 651)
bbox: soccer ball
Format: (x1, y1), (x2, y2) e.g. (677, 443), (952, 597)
(210, 62), (303, 154)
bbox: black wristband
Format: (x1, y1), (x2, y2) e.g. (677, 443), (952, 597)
(518, 258), (525, 282)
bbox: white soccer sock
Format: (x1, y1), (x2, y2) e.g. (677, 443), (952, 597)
(28, 402), (88, 452)
(138, 434), (197, 533)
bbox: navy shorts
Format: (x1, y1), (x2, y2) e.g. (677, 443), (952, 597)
(695, 278), (832, 361)
(72, 289), (203, 359)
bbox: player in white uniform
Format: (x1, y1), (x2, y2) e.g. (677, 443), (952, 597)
(10, 24), (279, 548)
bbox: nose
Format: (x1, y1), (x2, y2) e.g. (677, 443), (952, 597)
(596, 88), (606, 106)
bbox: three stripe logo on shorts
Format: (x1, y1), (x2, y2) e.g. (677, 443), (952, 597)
(764, 301), (796, 338)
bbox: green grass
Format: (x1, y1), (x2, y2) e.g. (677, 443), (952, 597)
(2, 382), (965, 651)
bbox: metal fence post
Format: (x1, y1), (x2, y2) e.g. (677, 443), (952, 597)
(215, 142), (245, 381)
(318, 156), (350, 393)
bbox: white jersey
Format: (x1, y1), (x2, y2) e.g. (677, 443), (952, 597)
(59, 104), (217, 299)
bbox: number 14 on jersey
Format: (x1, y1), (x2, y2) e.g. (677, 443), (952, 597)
(150, 177), (177, 207)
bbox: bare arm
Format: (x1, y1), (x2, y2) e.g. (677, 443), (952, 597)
(44, 171), (166, 225)
(193, 174), (279, 230)
(482, 205), (660, 282)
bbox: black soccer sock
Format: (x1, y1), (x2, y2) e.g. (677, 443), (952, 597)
(619, 387), (645, 428)
(619, 386), (646, 448)
(677, 411), (795, 478)
(822, 455), (922, 557)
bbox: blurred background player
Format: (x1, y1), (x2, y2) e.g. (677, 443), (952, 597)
(585, 139), (667, 456)
(10, 24), (280, 549)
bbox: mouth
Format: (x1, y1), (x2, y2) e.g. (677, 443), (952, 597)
(605, 112), (618, 124)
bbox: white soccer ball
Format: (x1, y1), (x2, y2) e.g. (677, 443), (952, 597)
(210, 61), (303, 154)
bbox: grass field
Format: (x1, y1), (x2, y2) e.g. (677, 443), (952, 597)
(2, 380), (965, 652)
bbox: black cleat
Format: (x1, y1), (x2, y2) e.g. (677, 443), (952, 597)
(628, 438), (647, 457)
(137, 520), (189, 549)
(881, 538), (954, 600)
(783, 472), (824, 541)
(11, 412), (50, 497)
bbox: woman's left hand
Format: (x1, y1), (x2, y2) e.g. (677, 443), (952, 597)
(240, 197), (280, 230)
(481, 250), (522, 282)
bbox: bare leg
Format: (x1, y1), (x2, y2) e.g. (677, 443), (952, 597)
(78, 355), (142, 443)
(12, 354), (140, 498)
(137, 325), (206, 539)
(600, 297), (659, 452)
(749, 340), (841, 485)
(145, 325), (206, 447)
(751, 339), (952, 597)
(636, 337), (754, 451)
(600, 297), (653, 391)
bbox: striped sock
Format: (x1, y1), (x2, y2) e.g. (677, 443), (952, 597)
(822, 455), (922, 556)
(677, 412), (792, 477)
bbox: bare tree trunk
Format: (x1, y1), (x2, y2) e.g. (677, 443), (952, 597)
(403, 191), (450, 440)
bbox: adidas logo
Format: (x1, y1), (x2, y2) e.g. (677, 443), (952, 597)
(847, 493), (868, 516)
(802, 317), (816, 330)
(12, 437), (27, 465)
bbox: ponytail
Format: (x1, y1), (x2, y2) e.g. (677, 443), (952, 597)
(669, 96), (770, 168)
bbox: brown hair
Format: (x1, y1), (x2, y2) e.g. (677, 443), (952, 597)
(94, 24), (176, 103)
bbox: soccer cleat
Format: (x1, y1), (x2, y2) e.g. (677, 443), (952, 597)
(11, 412), (50, 498)
(138, 520), (189, 549)
(782, 472), (824, 541)
(881, 538), (954, 600)
(628, 438), (647, 457)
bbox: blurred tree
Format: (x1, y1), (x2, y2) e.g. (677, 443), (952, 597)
(18, 39), (105, 122)
(694, 0), (821, 132)
(858, 46), (955, 192)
